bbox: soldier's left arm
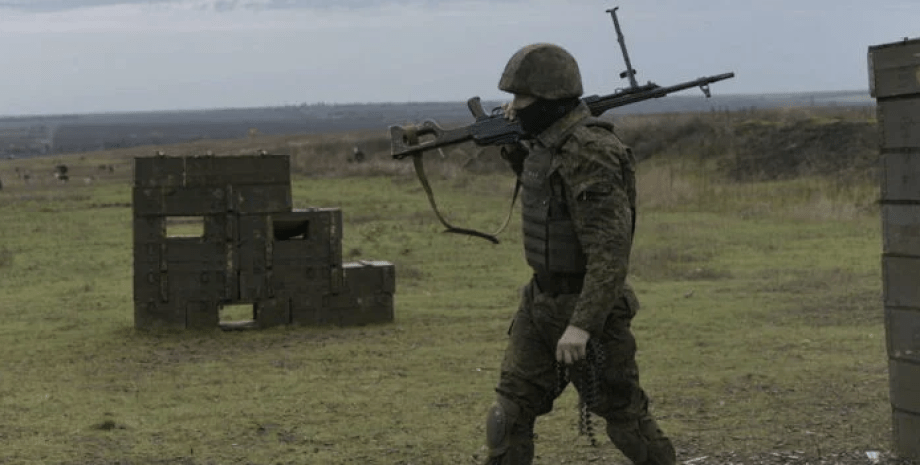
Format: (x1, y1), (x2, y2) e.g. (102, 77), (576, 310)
(557, 129), (635, 336)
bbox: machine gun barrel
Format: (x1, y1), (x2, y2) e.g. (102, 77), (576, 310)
(583, 72), (735, 117)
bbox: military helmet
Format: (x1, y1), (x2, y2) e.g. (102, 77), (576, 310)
(498, 43), (583, 100)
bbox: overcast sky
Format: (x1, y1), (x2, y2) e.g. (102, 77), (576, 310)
(0, 0), (917, 116)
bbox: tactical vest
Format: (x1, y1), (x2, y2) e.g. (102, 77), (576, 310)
(520, 118), (634, 276)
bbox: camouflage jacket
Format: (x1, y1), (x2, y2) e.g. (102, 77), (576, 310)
(522, 101), (638, 335)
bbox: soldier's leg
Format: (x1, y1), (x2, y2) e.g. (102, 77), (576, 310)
(574, 293), (675, 465)
(484, 394), (536, 465)
(484, 281), (570, 465)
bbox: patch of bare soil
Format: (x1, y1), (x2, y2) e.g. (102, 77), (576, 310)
(676, 449), (915, 465)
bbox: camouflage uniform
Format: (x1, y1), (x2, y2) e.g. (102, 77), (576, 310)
(484, 104), (675, 464)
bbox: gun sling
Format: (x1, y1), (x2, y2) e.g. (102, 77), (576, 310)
(410, 152), (519, 244)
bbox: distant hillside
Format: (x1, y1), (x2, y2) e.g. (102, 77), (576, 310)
(0, 90), (872, 159)
(613, 105), (878, 182)
(0, 103), (880, 196)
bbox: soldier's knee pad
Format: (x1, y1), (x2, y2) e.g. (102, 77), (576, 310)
(606, 418), (676, 465)
(485, 396), (521, 456)
(485, 395), (538, 465)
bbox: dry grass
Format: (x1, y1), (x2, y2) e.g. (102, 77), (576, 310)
(634, 162), (700, 210)
(635, 161), (878, 223)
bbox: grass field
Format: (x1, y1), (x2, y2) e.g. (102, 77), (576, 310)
(0, 109), (900, 464)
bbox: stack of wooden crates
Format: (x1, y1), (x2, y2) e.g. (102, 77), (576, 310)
(868, 37), (920, 460)
(131, 153), (395, 330)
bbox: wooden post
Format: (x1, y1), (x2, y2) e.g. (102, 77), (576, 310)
(869, 36), (920, 460)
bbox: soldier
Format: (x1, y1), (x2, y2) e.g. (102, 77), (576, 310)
(350, 145), (366, 163)
(54, 164), (69, 182)
(481, 43), (676, 465)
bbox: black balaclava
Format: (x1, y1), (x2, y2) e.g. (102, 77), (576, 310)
(515, 97), (581, 137)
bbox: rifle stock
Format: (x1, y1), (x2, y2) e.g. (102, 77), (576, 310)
(389, 121), (474, 160)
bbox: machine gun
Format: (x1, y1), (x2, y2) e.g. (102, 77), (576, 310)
(391, 6), (734, 159)
(389, 72), (734, 159)
(389, 6), (735, 243)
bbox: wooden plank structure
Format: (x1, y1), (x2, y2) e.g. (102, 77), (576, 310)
(869, 36), (920, 460)
(132, 153), (395, 330)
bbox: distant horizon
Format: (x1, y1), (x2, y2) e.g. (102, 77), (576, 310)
(0, 88), (874, 120)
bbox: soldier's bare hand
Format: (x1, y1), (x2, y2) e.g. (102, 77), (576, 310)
(501, 102), (516, 122)
(556, 325), (590, 364)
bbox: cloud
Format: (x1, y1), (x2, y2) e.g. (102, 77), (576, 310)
(0, 0), (171, 13)
(0, 0), (530, 34)
(2, 0), (915, 114)
(0, 0), (520, 13)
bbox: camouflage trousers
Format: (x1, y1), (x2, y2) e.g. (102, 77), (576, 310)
(485, 278), (675, 465)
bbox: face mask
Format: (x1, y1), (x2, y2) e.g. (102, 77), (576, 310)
(514, 98), (580, 136)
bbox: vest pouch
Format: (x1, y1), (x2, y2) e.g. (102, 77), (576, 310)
(546, 217), (587, 273)
(574, 181), (614, 201)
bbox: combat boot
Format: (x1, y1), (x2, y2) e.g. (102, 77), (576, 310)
(606, 416), (676, 465)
